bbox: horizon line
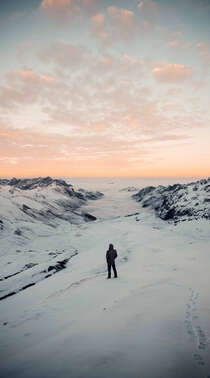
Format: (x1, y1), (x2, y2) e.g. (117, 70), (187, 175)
(0, 175), (209, 179)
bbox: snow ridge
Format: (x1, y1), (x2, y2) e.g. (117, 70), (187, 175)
(0, 176), (103, 233)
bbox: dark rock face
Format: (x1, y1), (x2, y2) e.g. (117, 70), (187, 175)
(77, 189), (104, 201)
(133, 186), (155, 202)
(82, 212), (97, 221)
(14, 229), (22, 236)
(48, 258), (69, 272)
(132, 178), (210, 222)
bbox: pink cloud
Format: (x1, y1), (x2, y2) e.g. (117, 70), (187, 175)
(108, 6), (134, 28)
(152, 62), (193, 82)
(6, 69), (55, 84)
(91, 12), (110, 44)
(92, 12), (104, 27)
(40, 0), (96, 11)
(91, 6), (139, 46)
(40, 0), (97, 25)
(1, 47), (207, 176)
(0, 69), (56, 110)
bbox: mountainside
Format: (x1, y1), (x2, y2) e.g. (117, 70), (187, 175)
(132, 178), (210, 222)
(0, 176), (103, 230)
(0, 177), (103, 300)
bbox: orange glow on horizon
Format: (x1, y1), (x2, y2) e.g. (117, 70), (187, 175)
(0, 163), (209, 179)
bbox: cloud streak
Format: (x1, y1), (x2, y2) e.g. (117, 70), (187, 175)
(152, 62), (193, 82)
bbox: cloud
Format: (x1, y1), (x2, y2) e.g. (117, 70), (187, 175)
(108, 6), (134, 28)
(138, 0), (158, 26)
(151, 62), (193, 82)
(0, 118), (195, 178)
(5, 69), (55, 85)
(0, 120), (156, 177)
(91, 12), (110, 44)
(38, 42), (92, 69)
(92, 12), (104, 27)
(0, 69), (56, 110)
(90, 6), (139, 46)
(40, 0), (98, 25)
(167, 32), (192, 49)
(1, 45), (208, 177)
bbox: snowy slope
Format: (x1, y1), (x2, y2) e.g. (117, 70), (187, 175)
(0, 179), (210, 378)
(0, 177), (103, 300)
(132, 178), (210, 221)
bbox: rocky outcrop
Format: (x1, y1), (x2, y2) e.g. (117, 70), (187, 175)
(119, 186), (139, 192)
(0, 251), (78, 301)
(132, 178), (210, 222)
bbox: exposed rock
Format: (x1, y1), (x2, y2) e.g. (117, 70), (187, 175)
(120, 187), (139, 192)
(48, 258), (69, 272)
(77, 189), (104, 200)
(0, 251), (78, 301)
(132, 186), (155, 202)
(204, 185), (210, 192)
(82, 212), (97, 221)
(14, 229), (22, 236)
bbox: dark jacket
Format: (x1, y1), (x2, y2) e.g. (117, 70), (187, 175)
(106, 249), (117, 263)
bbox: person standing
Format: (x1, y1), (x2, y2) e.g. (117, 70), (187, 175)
(106, 243), (118, 279)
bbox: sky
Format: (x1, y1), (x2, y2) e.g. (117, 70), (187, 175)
(0, 0), (210, 178)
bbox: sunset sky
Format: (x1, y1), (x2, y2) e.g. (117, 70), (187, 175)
(0, 0), (210, 177)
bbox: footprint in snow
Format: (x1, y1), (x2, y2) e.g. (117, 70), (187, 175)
(185, 288), (209, 368)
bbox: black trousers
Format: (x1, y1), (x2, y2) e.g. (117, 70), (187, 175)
(107, 261), (118, 278)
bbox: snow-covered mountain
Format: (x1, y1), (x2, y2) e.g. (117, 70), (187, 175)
(0, 176), (103, 230)
(132, 178), (210, 222)
(0, 177), (103, 300)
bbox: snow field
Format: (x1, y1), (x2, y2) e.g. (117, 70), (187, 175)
(1, 212), (210, 377)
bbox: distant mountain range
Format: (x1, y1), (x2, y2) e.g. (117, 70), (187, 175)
(132, 178), (210, 222)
